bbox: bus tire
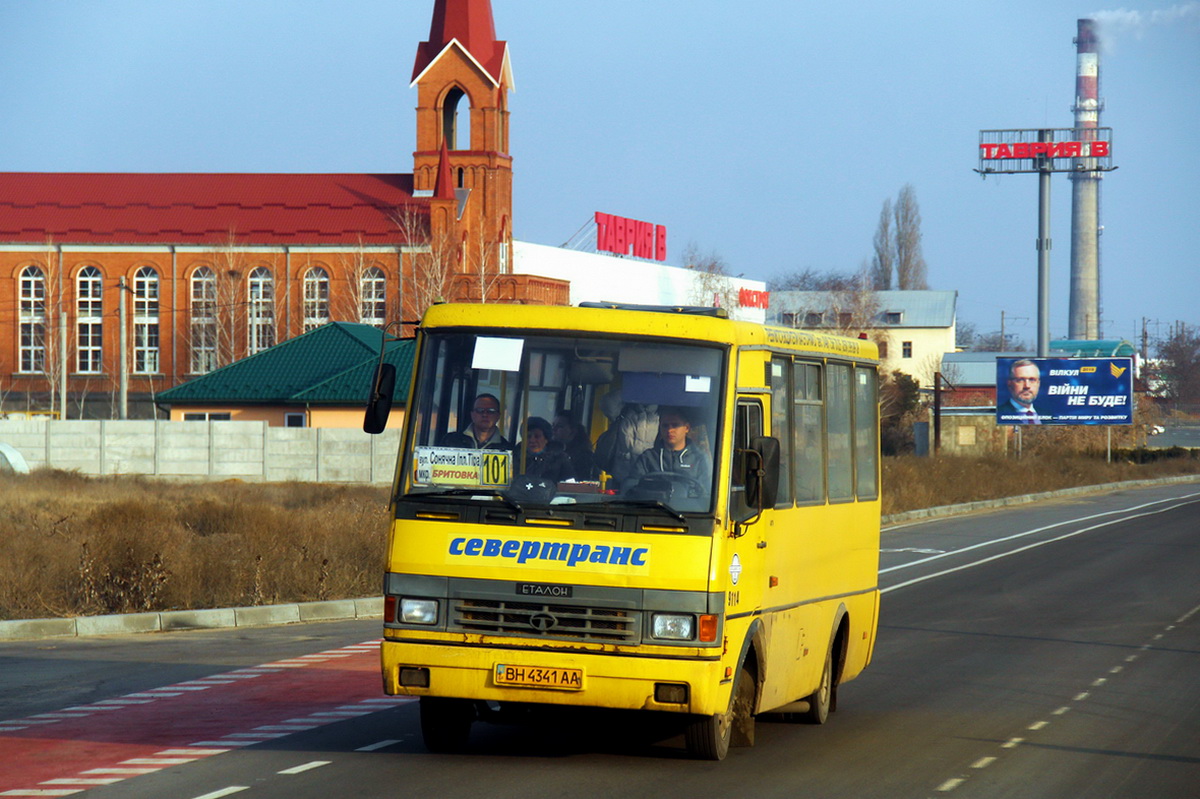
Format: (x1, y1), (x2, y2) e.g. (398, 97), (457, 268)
(685, 663), (755, 760)
(419, 697), (475, 752)
(802, 646), (833, 724)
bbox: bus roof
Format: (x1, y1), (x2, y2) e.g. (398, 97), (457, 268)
(419, 303), (879, 362)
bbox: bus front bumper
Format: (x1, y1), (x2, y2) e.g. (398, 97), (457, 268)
(381, 637), (730, 716)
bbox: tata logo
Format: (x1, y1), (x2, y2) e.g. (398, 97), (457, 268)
(529, 613), (558, 632)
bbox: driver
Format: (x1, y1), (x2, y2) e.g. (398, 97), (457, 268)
(630, 406), (711, 493)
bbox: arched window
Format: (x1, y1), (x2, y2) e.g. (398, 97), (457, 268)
(190, 266), (217, 373)
(442, 86), (471, 150)
(247, 266), (275, 354)
(303, 266), (330, 332)
(133, 266), (160, 373)
(18, 265), (46, 373)
(76, 266), (103, 374)
(360, 266), (386, 327)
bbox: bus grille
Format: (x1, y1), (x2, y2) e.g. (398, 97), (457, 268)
(451, 599), (639, 642)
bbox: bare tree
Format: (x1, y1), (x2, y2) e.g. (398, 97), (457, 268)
(681, 242), (737, 310)
(1156, 322), (1200, 410)
(894, 184), (928, 290)
(871, 198), (894, 290)
(391, 206), (458, 320)
(191, 233), (250, 373)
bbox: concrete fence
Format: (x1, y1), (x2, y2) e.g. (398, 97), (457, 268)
(0, 419), (401, 483)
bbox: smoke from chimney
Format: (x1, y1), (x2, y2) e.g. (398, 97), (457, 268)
(1088, 3), (1200, 51)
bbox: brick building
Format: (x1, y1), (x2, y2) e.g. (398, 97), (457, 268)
(0, 0), (567, 418)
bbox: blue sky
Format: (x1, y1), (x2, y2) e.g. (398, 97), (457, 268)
(2, 1), (1197, 347)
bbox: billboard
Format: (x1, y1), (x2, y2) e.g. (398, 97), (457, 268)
(996, 357), (1133, 426)
(977, 128), (1114, 174)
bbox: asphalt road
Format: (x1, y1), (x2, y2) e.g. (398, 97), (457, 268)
(1, 482), (1197, 798)
(1147, 422), (1200, 449)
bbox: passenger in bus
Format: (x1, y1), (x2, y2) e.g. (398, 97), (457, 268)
(551, 413), (596, 480)
(515, 417), (573, 481)
(593, 394), (659, 486)
(439, 393), (513, 450)
(630, 406), (712, 497)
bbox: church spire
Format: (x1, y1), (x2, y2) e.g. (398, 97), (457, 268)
(412, 0), (512, 88)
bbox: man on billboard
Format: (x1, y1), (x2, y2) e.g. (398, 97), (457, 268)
(1002, 359), (1044, 424)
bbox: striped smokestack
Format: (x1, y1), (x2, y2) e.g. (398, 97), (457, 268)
(1069, 18), (1102, 339)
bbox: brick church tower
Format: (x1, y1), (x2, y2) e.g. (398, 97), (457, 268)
(411, 0), (517, 301)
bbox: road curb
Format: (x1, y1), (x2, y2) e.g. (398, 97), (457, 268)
(882, 474), (1200, 528)
(0, 598), (383, 642)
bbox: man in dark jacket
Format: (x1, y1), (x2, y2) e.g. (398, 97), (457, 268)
(630, 406), (711, 498)
(439, 393), (513, 450)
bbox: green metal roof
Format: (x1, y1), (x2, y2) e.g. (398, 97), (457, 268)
(158, 322), (414, 406)
(1049, 339), (1136, 357)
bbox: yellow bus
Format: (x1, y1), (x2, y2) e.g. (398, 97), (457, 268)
(364, 302), (880, 760)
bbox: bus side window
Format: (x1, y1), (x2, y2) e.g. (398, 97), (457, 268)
(731, 399), (763, 521)
(770, 357), (793, 507)
(793, 362), (825, 504)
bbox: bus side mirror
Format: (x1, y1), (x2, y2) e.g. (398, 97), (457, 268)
(363, 362), (396, 434)
(744, 436), (780, 510)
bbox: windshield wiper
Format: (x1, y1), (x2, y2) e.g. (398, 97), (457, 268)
(601, 499), (688, 524)
(400, 488), (524, 514)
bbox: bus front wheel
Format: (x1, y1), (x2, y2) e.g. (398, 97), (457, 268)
(685, 664), (755, 760)
(419, 697), (475, 752)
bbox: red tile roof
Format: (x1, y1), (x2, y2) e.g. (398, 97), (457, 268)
(0, 172), (427, 246)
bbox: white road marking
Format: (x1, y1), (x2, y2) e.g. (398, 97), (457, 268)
(1052, 706), (1071, 716)
(970, 757), (996, 769)
(1027, 721), (1048, 731)
(191, 789), (248, 799)
(1177, 604), (1200, 624)
(0, 790), (85, 796)
(277, 761), (331, 775)
(883, 496), (1200, 593)
(223, 732), (290, 739)
(936, 777), (965, 792)
(80, 768), (159, 775)
(39, 779), (120, 786)
(120, 758), (195, 766)
(1092, 678), (1107, 687)
(253, 725), (317, 732)
(157, 749), (230, 756)
(1002, 738), (1024, 748)
(1073, 692), (1090, 701)
(127, 692), (183, 697)
(356, 739), (402, 752)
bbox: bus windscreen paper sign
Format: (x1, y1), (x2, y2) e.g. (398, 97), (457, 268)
(996, 357), (1133, 426)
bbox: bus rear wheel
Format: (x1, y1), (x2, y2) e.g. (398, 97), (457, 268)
(685, 663), (755, 760)
(802, 647), (833, 724)
(419, 697), (475, 752)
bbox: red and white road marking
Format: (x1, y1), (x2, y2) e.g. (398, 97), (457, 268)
(0, 640), (414, 796)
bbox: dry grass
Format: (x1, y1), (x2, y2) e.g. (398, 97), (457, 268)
(882, 447), (1200, 515)
(0, 473), (388, 620)
(2, 448), (1198, 620)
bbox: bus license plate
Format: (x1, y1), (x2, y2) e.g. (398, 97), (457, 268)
(495, 664), (583, 690)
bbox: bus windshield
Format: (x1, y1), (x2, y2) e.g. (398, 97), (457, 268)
(401, 329), (725, 514)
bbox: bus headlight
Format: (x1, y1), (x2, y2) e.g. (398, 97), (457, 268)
(652, 613), (695, 641)
(400, 598), (439, 625)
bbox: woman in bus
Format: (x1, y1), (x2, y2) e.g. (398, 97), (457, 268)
(516, 417), (573, 482)
(552, 413), (596, 480)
